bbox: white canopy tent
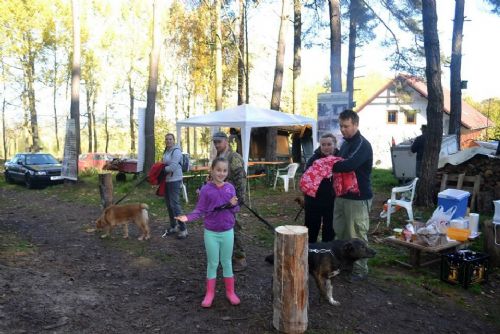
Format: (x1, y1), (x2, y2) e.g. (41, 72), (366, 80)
(175, 104), (318, 172)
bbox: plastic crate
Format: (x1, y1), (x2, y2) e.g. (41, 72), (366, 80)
(437, 189), (470, 219)
(440, 250), (489, 288)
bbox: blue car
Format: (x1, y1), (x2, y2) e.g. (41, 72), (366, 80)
(4, 153), (64, 189)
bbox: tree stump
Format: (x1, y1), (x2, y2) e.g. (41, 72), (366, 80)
(99, 173), (113, 209)
(483, 220), (500, 268)
(272, 225), (308, 334)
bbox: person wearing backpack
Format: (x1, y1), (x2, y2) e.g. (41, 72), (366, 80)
(161, 133), (187, 239)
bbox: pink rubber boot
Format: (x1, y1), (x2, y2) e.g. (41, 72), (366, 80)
(224, 277), (240, 305)
(201, 278), (216, 308)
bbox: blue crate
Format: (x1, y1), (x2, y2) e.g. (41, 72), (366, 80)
(437, 189), (470, 219)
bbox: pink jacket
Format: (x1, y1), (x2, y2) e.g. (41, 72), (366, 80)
(300, 156), (359, 198)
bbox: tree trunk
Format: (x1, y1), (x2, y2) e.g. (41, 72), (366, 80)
(215, 0), (223, 111)
(329, 0), (342, 92)
(129, 74), (136, 153)
(53, 48), (60, 152)
(71, 0), (81, 161)
(448, 0), (465, 150)
(272, 225), (308, 333)
(105, 104), (109, 153)
(2, 62), (6, 159)
(346, 0), (360, 108)
(144, 0), (161, 173)
(99, 173), (113, 209)
(268, 0), (289, 161)
(87, 89), (92, 152)
(92, 95), (97, 152)
(237, 0), (246, 105)
(417, 0), (444, 206)
(293, 0), (302, 115)
(245, 0), (250, 104)
(25, 36), (40, 152)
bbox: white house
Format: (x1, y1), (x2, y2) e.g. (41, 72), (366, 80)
(355, 74), (493, 168)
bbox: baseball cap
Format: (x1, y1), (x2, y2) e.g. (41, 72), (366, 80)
(212, 131), (228, 140)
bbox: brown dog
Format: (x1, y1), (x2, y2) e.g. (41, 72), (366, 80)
(96, 203), (150, 240)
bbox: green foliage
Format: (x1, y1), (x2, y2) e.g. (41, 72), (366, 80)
(466, 97), (500, 140)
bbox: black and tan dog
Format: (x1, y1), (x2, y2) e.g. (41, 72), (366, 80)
(265, 238), (376, 306)
(96, 203), (150, 241)
(308, 239), (376, 306)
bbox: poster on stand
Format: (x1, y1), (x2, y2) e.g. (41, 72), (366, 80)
(317, 92), (349, 144)
(61, 119), (78, 181)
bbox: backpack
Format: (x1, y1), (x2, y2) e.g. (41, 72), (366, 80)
(175, 148), (190, 172)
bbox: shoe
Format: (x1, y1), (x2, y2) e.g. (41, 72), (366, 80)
(224, 277), (240, 305)
(201, 278), (216, 308)
(232, 257), (248, 272)
(177, 230), (188, 239)
(349, 274), (368, 283)
(162, 226), (179, 238)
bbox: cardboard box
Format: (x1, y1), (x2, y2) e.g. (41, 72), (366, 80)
(437, 189), (470, 219)
(440, 250), (489, 288)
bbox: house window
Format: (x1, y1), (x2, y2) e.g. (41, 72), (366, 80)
(387, 110), (397, 124)
(405, 110), (417, 124)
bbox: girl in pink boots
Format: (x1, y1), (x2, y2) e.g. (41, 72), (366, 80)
(176, 157), (241, 307)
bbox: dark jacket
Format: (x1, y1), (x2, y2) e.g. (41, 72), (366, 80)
(332, 131), (373, 200)
(411, 134), (426, 161)
(304, 148), (338, 206)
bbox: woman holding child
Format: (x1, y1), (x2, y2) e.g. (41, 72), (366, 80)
(303, 133), (339, 243)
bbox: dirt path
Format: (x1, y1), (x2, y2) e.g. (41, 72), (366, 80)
(0, 186), (499, 334)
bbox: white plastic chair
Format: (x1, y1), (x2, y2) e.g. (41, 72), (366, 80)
(386, 177), (419, 226)
(273, 163), (299, 192)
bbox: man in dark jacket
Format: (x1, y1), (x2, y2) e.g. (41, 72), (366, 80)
(331, 109), (373, 282)
(411, 125), (427, 177)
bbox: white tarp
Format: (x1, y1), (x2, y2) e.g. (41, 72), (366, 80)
(175, 104), (318, 172)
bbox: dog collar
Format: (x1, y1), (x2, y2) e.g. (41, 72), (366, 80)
(309, 248), (335, 256)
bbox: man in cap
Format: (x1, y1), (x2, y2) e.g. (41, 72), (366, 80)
(411, 124), (427, 177)
(212, 131), (248, 271)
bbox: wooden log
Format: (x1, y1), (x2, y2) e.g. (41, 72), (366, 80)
(98, 173), (113, 209)
(273, 225), (308, 334)
(483, 220), (500, 268)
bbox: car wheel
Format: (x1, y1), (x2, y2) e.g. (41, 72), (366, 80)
(25, 175), (35, 189)
(4, 171), (14, 184)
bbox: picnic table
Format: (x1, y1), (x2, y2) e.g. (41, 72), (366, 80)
(385, 236), (465, 268)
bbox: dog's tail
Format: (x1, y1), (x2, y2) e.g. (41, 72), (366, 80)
(140, 204), (149, 223)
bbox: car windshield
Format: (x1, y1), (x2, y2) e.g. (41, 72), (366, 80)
(25, 154), (59, 165)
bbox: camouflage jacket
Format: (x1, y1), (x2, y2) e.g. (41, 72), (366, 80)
(217, 148), (246, 200)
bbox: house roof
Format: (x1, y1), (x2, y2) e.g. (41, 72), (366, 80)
(356, 74), (494, 130)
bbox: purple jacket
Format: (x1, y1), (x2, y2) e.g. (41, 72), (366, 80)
(185, 182), (240, 232)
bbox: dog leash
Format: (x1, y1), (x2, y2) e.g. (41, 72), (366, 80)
(240, 201), (275, 231)
(113, 175), (149, 205)
(294, 207), (304, 221)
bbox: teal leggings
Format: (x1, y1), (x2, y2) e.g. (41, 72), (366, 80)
(204, 228), (234, 279)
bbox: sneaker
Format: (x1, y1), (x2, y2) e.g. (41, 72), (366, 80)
(232, 257), (248, 272)
(177, 230), (188, 239)
(162, 226), (179, 238)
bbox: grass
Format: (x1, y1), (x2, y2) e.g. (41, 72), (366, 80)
(0, 233), (36, 257)
(371, 168), (399, 192)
